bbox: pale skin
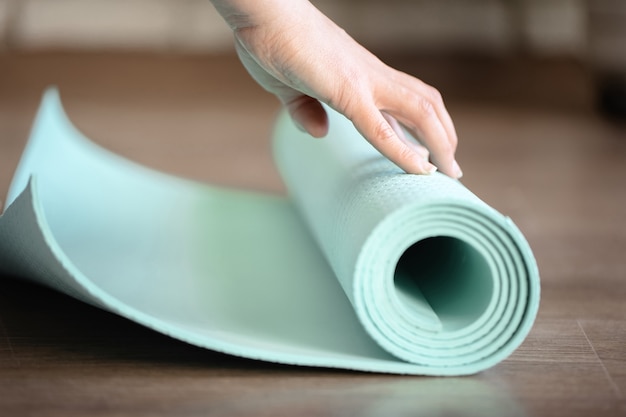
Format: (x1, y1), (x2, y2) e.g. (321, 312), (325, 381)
(209, 0), (463, 178)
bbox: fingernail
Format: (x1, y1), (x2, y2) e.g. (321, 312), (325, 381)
(453, 160), (463, 178)
(424, 163), (438, 175)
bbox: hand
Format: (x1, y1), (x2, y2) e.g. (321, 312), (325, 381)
(210, 0), (462, 178)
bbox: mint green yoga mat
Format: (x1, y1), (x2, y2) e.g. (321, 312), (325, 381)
(0, 89), (540, 375)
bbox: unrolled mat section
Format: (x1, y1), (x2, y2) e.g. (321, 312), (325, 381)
(0, 89), (540, 375)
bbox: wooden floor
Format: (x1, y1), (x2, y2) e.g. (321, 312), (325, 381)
(0, 52), (625, 417)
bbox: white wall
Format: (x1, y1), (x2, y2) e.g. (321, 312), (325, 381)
(0, 0), (233, 52)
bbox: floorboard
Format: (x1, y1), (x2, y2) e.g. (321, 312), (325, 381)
(0, 52), (624, 417)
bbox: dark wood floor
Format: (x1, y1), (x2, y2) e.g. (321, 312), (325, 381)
(0, 52), (625, 417)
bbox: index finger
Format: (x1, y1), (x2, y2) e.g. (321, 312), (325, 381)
(348, 101), (438, 175)
(380, 79), (461, 178)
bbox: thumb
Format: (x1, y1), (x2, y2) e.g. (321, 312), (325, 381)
(285, 95), (329, 138)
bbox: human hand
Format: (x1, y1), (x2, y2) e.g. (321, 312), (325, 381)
(210, 0), (462, 178)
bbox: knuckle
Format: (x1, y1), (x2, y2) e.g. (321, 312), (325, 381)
(397, 143), (416, 163)
(329, 68), (366, 114)
(371, 119), (397, 145)
(427, 86), (443, 105)
(416, 96), (436, 119)
(413, 86), (444, 121)
(332, 88), (355, 117)
(448, 133), (458, 150)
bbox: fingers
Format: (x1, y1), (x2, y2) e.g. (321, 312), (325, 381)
(280, 78), (461, 178)
(350, 103), (438, 175)
(382, 111), (430, 161)
(380, 78), (462, 178)
(391, 99), (456, 177)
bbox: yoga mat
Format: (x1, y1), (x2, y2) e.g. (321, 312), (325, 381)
(0, 89), (540, 375)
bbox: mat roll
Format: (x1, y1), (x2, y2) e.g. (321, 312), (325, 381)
(0, 89), (540, 375)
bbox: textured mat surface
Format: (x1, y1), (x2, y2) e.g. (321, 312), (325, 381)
(0, 89), (540, 375)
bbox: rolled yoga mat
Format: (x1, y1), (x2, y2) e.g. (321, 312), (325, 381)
(0, 89), (540, 375)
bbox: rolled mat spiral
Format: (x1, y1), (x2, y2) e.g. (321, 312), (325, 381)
(0, 89), (540, 375)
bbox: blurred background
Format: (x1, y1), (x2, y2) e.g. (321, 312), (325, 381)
(1, 0), (625, 221)
(0, 0), (625, 114)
